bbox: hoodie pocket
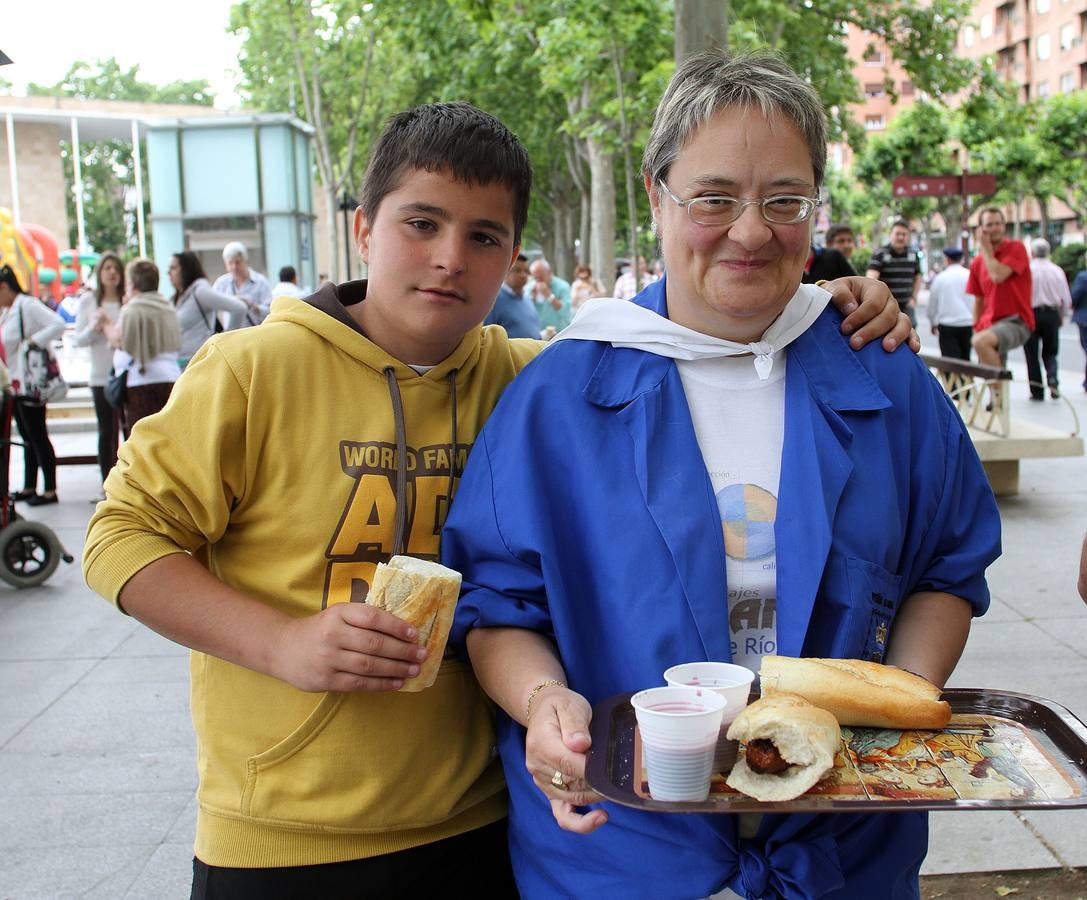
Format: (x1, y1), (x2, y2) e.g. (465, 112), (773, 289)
(840, 557), (903, 662)
(240, 657), (501, 832)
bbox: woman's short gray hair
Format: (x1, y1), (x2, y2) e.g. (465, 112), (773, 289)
(643, 49), (827, 191)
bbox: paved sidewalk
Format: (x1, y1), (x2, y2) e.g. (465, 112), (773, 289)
(1, 327), (1085, 897)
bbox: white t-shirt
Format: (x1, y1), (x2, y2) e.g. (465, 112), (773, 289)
(678, 351), (785, 679)
(112, 349), (181, 387)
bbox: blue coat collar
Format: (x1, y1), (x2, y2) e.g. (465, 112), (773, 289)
(585, 276), (891, 415)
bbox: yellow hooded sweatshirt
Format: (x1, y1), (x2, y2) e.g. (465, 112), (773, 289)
(83, 281), (541, 867)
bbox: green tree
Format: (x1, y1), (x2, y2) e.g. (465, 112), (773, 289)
(854, 100), (960, 251)
(1038, 91), (1087, 227)
(229, 0), (985, 285)
(531, 0), (671, 282)
(230, 0), (415, 281)
(956, 65), (1066, 239)
(26, 58), (214, 254)
(728, 0), (975, 145)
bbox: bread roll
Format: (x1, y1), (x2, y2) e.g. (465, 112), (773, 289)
(759, 656), (951, 729)
(366, 556), (462, 692)
(725, 694), (841, 802)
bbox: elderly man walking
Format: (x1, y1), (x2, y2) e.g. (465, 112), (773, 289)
(213, 242), (274, 326)
(1025, 238), (1072, 400)
(524, 258), (572, 333)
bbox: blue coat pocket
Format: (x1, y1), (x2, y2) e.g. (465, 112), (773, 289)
(844, 557), (903, 662)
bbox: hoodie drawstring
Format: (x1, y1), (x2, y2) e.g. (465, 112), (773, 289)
(383, 366), (461, 558)
(447, 369), (459, 505)
(384, 367), (409, 557)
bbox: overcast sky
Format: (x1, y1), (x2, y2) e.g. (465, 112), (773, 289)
(2, 0), (244, 108)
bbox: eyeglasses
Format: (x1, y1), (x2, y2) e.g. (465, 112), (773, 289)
(656, 180), (821, 227)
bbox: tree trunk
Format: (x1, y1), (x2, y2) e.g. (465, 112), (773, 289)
(551, 203), (574, 280)
(675, 0), (730, 65)
(579, 192), (591, 269)
(559, 203), (577, 280)
(611, 41), (641, 291)
(587, 138), (616, 294)
(1037, 195), (1050, 241)
(325, 186), (342, 281)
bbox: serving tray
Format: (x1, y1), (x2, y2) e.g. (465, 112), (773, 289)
(585, 689), (1087, 813)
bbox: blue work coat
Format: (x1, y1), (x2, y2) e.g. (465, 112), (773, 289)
(444, 279), (1001, 900)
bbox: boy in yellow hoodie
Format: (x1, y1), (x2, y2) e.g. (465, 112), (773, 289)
(83, 102), (913, 897)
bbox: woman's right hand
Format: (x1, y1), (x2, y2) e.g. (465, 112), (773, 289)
(525, 686), (608, 834)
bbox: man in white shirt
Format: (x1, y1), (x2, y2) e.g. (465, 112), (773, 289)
(271, 265), (303, 300)
(1026, 238), (1072, 400)
(926, 247), (974, 361)
(212, 242), (274, 326)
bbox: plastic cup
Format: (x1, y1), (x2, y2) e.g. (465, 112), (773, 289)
(663, 662), (755, 774)
(631, 686), (727, 801)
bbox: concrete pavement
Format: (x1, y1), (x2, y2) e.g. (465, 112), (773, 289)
(1, 321), (1086, 897)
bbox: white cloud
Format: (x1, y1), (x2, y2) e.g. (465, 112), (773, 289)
(2, 0), (245, 109)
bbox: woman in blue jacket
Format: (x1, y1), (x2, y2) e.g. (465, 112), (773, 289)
(444, 49), (1001, 900)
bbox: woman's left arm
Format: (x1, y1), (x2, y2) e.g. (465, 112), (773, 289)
(884, 590), (973, 688)
(466, 626), (608, 834)
(824, 275), (920, 353)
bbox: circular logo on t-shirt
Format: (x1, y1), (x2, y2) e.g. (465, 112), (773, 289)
(717, 483), (777, 560)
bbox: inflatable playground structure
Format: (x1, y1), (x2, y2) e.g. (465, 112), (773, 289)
(0, 207), (99, 317)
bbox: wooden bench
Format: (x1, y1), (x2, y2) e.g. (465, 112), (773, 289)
(921, 353), (1084, 496)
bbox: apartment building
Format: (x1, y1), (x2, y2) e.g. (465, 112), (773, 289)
(965, 0), (1087, 101)
(842, 1), (1086, 241)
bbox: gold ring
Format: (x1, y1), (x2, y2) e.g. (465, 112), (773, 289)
(550, 769), (567, 789)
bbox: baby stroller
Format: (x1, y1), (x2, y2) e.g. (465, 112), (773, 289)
(0, 387), (73, 587)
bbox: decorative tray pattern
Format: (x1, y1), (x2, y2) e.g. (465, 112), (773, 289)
(585, 689), (1087, 813)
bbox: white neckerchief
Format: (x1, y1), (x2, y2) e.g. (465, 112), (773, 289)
(551, 283), (830, 380)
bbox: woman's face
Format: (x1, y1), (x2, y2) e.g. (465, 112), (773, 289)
(167, 257), (182, 290)
(100, 260), (123, 293)
(647, 106), (815, 342)
(0, 283), (15, 307)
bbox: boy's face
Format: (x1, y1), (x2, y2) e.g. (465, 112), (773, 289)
(506, 258), (531, 293)
(354, 167), (519, 366)
(830, 231), (854, 258)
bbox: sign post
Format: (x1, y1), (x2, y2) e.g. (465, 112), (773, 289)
(891, 172), (997, 252)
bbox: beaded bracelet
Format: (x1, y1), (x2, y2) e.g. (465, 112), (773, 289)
(525, 679), (567, 721)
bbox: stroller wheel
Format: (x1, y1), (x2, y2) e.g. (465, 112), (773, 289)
(0, 520), (62, 588)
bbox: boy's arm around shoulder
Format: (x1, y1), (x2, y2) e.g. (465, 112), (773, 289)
(83, 344), (426, 693)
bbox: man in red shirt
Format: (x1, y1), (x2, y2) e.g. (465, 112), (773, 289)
(968, 207), (1033, 368)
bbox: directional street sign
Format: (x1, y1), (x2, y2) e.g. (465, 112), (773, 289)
(962, 173), (997, 196)
(892, 173), (997, 198)
(893, 176), (961, 197)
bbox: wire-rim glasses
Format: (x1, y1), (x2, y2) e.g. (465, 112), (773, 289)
(656, 180), (821, 226)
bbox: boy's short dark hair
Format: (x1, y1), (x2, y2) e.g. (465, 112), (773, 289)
(825, 224), (853, 243)
(360, 102), (532, 246)
(891, 219), (910, 231)
(279, 265), (297, 283)
(126, 258), (159, 294)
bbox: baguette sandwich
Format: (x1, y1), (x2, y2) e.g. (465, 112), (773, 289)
(759, 656), (951, 729)
(366, 556), (462, 692)
(725, 694), (841, 802)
